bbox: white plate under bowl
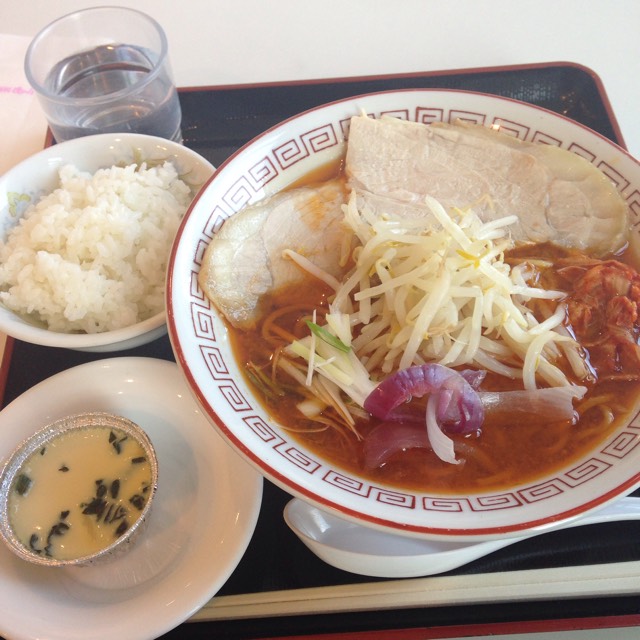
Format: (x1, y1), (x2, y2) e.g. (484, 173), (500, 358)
(0, 357), (262, 640)
(167, 88), (640, 541)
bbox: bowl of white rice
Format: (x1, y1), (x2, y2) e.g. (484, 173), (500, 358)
(0, 133), (214, 352)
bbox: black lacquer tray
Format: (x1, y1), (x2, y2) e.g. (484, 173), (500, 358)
(4, 63), (640, 640)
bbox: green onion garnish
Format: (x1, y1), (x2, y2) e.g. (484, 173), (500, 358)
(306, 321), (351, 353)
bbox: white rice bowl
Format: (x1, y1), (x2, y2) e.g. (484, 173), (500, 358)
(0, 133), (214, 351)
(0, 162), (189, 333)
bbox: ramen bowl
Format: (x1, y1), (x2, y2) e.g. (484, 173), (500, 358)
(0, 133), (214, 352)
(168, 89), (640, 541)
(0, 411), (158, 567)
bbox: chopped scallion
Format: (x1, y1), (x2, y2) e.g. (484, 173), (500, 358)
(306, 320), (351, 353)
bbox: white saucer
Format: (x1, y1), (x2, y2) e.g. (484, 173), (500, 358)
(0, 357), (263, 640)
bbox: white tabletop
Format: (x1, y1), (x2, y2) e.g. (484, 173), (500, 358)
(2, 0), (640, 157)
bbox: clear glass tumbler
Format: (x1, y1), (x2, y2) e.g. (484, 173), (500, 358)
(24, 7), (182, 143)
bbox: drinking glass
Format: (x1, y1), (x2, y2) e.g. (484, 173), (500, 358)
(24, 7), (182, 143)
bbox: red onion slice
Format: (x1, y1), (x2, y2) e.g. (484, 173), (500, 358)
(363, 364), (485, 435)
(362, 372), (586, 468)
(363, 421), (429, 470)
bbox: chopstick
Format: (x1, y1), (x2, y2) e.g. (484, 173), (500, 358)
(190, 559), (640, 622)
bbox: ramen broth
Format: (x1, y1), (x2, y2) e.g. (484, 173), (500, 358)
(227, 171), (640, 493)
(231, 274), (640, 493)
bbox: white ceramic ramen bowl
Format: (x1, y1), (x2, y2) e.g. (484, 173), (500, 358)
(0, 133), (214, 352)
(168, 89), (640, 541)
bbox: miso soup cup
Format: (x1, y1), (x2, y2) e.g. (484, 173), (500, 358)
(0, 412), (158, 567)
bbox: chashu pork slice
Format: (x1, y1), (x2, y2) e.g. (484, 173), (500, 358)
(345, 115), (629, 256)
(199, 179), (349, 329)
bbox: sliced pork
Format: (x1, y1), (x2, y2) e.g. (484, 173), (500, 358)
(346, 116), (629, 257)
(198, 179), (349, 329)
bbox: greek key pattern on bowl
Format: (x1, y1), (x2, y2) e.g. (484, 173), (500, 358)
(628, 191), (640, 227)
(423, 497), (466, 512)
(474, 493), (523, 510)
(218, 382), (252, 412)
(199, 345), (229, 378)
(519, 480), (565, 503)
(194, 238), (210, 267)
(493, 119), (532, 140)
(566, 143), (595, 162)
(603, 430), (640, 458)
(450, 109), (486, 125)
(243, 415), (285, 445)
(323, 471), (368, 497)
(191, 304), (216, 340)
(598, 162), (630, 191)
(530, 130), (561, 146)
(223, 176), (257, 211)
(275, 445), (322, 473)
(371, 487), (416, 508)
(415, 107), (444, 124)
(189, 273), (207, 301)
(202, 206), (229, 239)
(562, 458), (612, 486)
(248, 156), (278, 187)
(380, 108), (411, 121)
(274, 138), (309, 169)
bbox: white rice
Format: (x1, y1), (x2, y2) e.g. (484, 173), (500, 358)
(0, 161), (191, 333)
